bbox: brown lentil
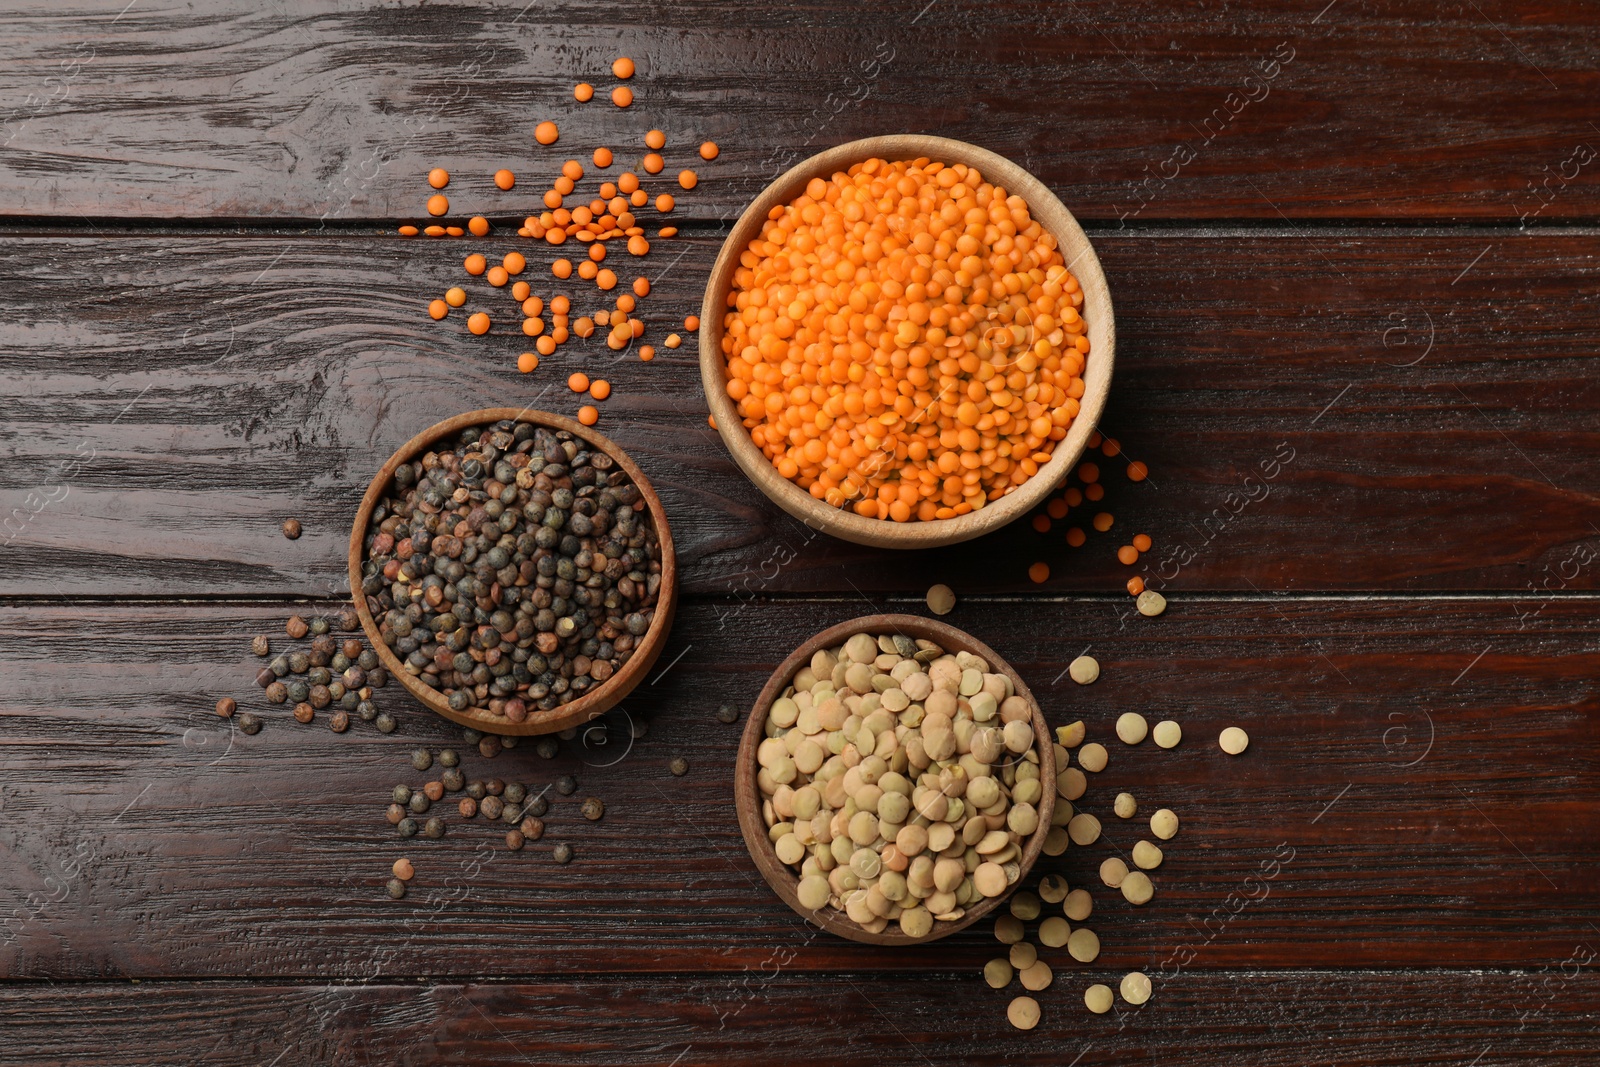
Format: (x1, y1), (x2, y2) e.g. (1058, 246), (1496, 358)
(286, 615), (309, 639)
(392, 857), (414, 881)
(293, 702), (314, 724)
(281, 518), (302, 539)
(215, 697), (236, 718)
(252, 635), (270, 657)
(669, 757), (689, 776)
(329, 709), (350, 732)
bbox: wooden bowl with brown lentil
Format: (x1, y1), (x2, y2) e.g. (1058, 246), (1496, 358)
(348, 408), (677, 736)
(736, 614), (1055, 945)
(699, 133), (1115, 549)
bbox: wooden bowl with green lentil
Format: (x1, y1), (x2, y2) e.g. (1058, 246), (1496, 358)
(699, 133), (1115, 549)
(736, 614), (1056, 945)
(348, 407), (677, 737)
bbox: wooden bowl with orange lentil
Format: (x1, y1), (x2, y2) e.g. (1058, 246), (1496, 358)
(699, 134), (1114, 548)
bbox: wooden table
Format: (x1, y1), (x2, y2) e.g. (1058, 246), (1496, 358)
(3, 2), (1597, 1062)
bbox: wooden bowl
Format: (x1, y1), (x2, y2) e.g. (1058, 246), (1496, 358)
(699, 134), (1115, 549)
(348, 408), (678, 737)
(735, 614), (1056, 945)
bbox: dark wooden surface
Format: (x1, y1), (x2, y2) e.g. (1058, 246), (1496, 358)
(3, 2), (1598, 1064)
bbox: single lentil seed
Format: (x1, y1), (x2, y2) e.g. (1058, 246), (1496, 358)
(1020, 960), (1053, 992)
(286, 615), (309, 639)
(1078, 743), (1108, 773)
(397, 817), (418, 838)
(926, 583), (956, 615)
(1137, 589), (1167, 617)
(1067, 927), (1100, 963)
(1114, 792), (1137, 818)
(1220, 726), (1250, 754)
(1100, 857), (1128, 887)
(282, 518), (302, 539)
(330, 709), (350, 732)
(387, 878), (407, 899)
(238, 713), (261, 735)
(505, 829), (525, 851)
(1069, 813), (1102, 846)
(293, 702), (314, 724)
(1132, 840), (1163, 869)
(1007, 996), (1041, 1031)
(581, 797), (605, 821)
(1085, 984), (1114, 1014)
(556, 775), (577, 796)
(392, 857), (414, 881)
(1120, 870), (1153, 905)
(1038, 874), (1068, 903)
(376, 712), (396, 733)
(1009, 941), (1037, 969)
(552, 842), (573, 864)
(252, 635), (270, 656)
(1116, 712), (1148, 745)
(1064, 889), (1092, 921)
(716, 704), (739, 724)
(1039, 916), (1070, 948)
(411, 749), (433, 771)
(215, 697), (236, 718)
(1150, 808), (1179, 840)
(669, 757), (689, 776)
(984, 958), (1014, 989)
(423, 817), (445, 839)
(1068, 655), (1099, 685)
(1152, 720), (1182, 748)
(1121, 971), (1152, 1005)
(438, 749), (459, 768)
(423, 781), (445, 802)
(994, 915), (1024, 944)
(1009, 891), (1041, 921)
(392, 785), (411, 805)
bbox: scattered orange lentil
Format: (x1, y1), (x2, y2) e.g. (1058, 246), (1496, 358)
(612, 56), (635, 79)
(1092, 512), (1114, 533)
(464, 254), (487, 276)
(445, 226), (464, 237)
(467, 312), (491, 335)
(512, 281), (531, 302)
(1028, 562), (1050, 583)
(574, 82), (594, 102)
(543, 189), (563, 209)
(639, 344), (656, 361)
(1088, 430), (1103, 448)
(589, 242), (607, 263)
(552, 259), (573, 279)
(664, 333), (682, 348)
(611, 86), (633, 107)
(708, 414), (717, 428)
(642, 152), (664, 174)
(503, 252), (526, 275)
(1031, 514), (1051, 533)
(444, 287), (467, 308)
(1132, 533), (1152, 552)
(1046, 498), (1068, 520)
(426, 194), (449, 216)
(699, 141), (719, 161)
(398, 224), (419, 237)
(423, 225), (446, 237)
(590, 379), (612, 401)
(593, 147), (613, 168)
(535, 120), (559, 145)
(568, 372), (590, 393)
(684, 314), (699, 331)
(1077, 462), (1099, 483)
(494, 169), (515, 191)
(629, 188), (648, 208)
(536, 334), (557, 355)
(522, 296), (544, 317)
(1101, 437), (1122, 457)
(617, 172), (639, 194)
(678, 169), (698, 190)
(551, 295), (570, 315)
(428, 168), (450, 189)
(644, 129), (665, 150)
(597, 268), (617, 290)
(615, 294), (636, 313)
(468, 216), (490, 237)
(1126, 576), (1145, 596)
(574, 317), (595, 338)
(1064, 487), (1084, 506)
(1117, 545), (1139, 565)
(518, 351), (539, 373)
(578, 405), (600, 425)
(1085, 483), (1106, 502)
(1066, 527), (1087, 547)
(562, 159), (584, 181)
(486, 266), (509, 287)
(428, 299), (448, 320)
(599, 181), (618, 199)
(627, 235), (650, 256)
(578, 260), (599, 280)
(659, 226), (678, 237)
(1127, 461), (1149, 482)
(655, 193), (675, 213)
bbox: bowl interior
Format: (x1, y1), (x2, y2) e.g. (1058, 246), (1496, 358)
(700, 133), (1115, 549)
(347, 407), (677, 737)
(735, 613), (1056, 945)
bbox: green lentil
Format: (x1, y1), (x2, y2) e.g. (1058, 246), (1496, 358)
(505, 829), (526, 850)
(669, 757), (689, 776)
(536, 738), (560, 759)
(237, 713), (262, 735)
(438, 749), (459, 768)
(555, 775), (577, 796)
(392, 785), (412, 805)
(411, 749), (433, 771)
(376, 712), (397, 733)
(716, 704), (739, 724)
(440, 768), (464, 791)
(397, 817), (418, 838)
(386, 877), (406, 899)
(329, 709), (350, 732)
(423, 817), (445, 839)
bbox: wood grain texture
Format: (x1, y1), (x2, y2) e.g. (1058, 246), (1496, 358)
(3, 1), (1599, 222)
(2, 598), (1596, 979)
(1, 231), (1596, 597)
(3, 972), (1598, 1065)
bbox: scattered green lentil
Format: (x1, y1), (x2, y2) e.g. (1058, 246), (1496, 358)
(282, 518), (302, 539)
(984, 958), (1014, 989)
(459, 797), (478, 818)
(376, 712), (397, 733)
(440, 768), (464, 792)
(505, 829), (526, 850)
(1132, 840), (1163, 869)
(437, 749), (459, 768)
(293, 703), (314, 724)
(1220, 726), (1250, 754)
(1039, 916), (1070, 947)
(555, 775), (578, 795)
(1038, 874), (1069, 903)
(1019, 960), (1053, 992)
(520, 816), (545, 840)
(536, 738), (560, 758)
(669, 757), (689, 776)
(1084, 984), (1114, 1014)
(505, 782), (527, 805)
(1150, 808), (1179, 840)
(1068, 655), (1099, 685)
(526, 794), (550, 818)
(412, 749), (433, 771)
(479, 736), (502, 759)
(716, 704), (739, 724)
(397, 817), (418, 838)
(1009, 891), (1041, 921)
(1152, 720), (1182, 748)
(1009, 941), (1038, 969)
(392, 785), (412, 805)
(386, 877), (406, 899)
(1115, 712), (1148, 745)
(552, 842), (573, 864)
(481, 796), (504, 820)
(1064, 889), (1092, 921)
(423, 817), (445, 839)
(330, 710), (350, 732)
(309, 616), (329, 636)
(358, 700), (379, 722)
(994, 915), (1025, 944)
(926, 583), (956, 615)
(238, 713), (262, 735)
(1007, 995), (1041, 1030)
(286, 615), (309, 639)
(462, 728), (484, 746)
(408, 792), (430, 814)
(1120, 971), (1152, 1005)
(215, 697), (236, 718)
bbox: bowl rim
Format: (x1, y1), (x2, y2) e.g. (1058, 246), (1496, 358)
(734, 612), (1056, 945)
(699, 133), (1115, 550)
(346, 407), (678, 737)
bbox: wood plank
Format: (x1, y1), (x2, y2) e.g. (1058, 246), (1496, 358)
(2, 598), (1596, 979)
(2, 1), (1598, 221)
(2, 971), (1598, 1065)
(2, 231), (1597, 597)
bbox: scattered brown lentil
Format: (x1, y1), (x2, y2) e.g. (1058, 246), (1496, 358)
(238, 713), (261, 734)
(392, 857), (414, 881)
(329, 709), (350, 732)
(669, 757), (689, 776)
(215, 697), (236, 718)
(293, 702), (314, 724)
(281, 518), (302, 539)
(552, 842), (573, 863)
(285, 615), (309, 639)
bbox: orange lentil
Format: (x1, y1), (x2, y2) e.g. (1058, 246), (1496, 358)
(486, 266), (509, 287)
(644, 129), (666, 150)
(428, 299), (448, 320)
(642, 152), (664, 175)
(518, 351), (539, 373)
(536, 334), (557, 355)
(543, 189), (563, 210)
(629, 188), (648, 208)
(1117, 545), (1139, 565)
(655, 193), (675, 213)
(1028, 562), (1050, 583)
(522, 296), (545, 317)
(1126, 576), (1145, 596)
(664, 333), (682, 348)
(721, 158), (1087, 519)
(467, 312), (490, 335)
(1063, 488), (1083, 506)
(1031, 514), (1051, 533)
(445, 226), (464, 237)
(1132, 533), (1152, 552)
(426, 194), (448, 216)
(699, 141), (719, 161)
(568, 372), (590, 393)
(631, 319), (645, 338)
(576, 261), (597, 280)
(627, 235), (649, 256)
(599, 181), (618, 199)
(683, 314), (700, 332)
(468, 216), (490, 238)
(1101, 437), (1121, 457)
(596, 268), (617, 290)
(551, 295), (570, 315)
(1085, 483), (1105, 502)
(659, 226), (678, 237)
(578, 405), (599, 425)
(589, 242), (607, 263)
(639, 344), (656, 361)
(535, 120), (558, 145)
(677, 170), (700, 191)
(562, 159), (584, 182)
(611, 86), (632, 107)
(512, 281), (531, 302)
(618, 172), (639, 194)
(574, 316), (595, 338)
(522, 317), (544, 337)
(464, 254), (487, 276)
(503, 253), (526, 275)
(593, 147), (613, 169)
(1092, 512), (1114, 533)
(612, 56), (635, 79)
(423, 225), (446, 237)
(554, 176), (576, 196)
(552, 259), (573, 279)
(708, 414), (716, 429)
(574, 82), (594, 102)
(632, 277), (650, 297)
(428, 168), (449, 189)
(398, 224), (419, 236)
(590, 379), (612, 400)
(1088, 430), (1103, 448)
(546, 227), (568, 245)
(1046, 498), (1068, 520)
(1127, 461), (1149, 482)
(614, 295), (636, 314)
(494, 169), (515, 191)
(1077, 462), (1099, 483)
(1065, 527), (1087, 547)
(444, 287), (467, 308)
